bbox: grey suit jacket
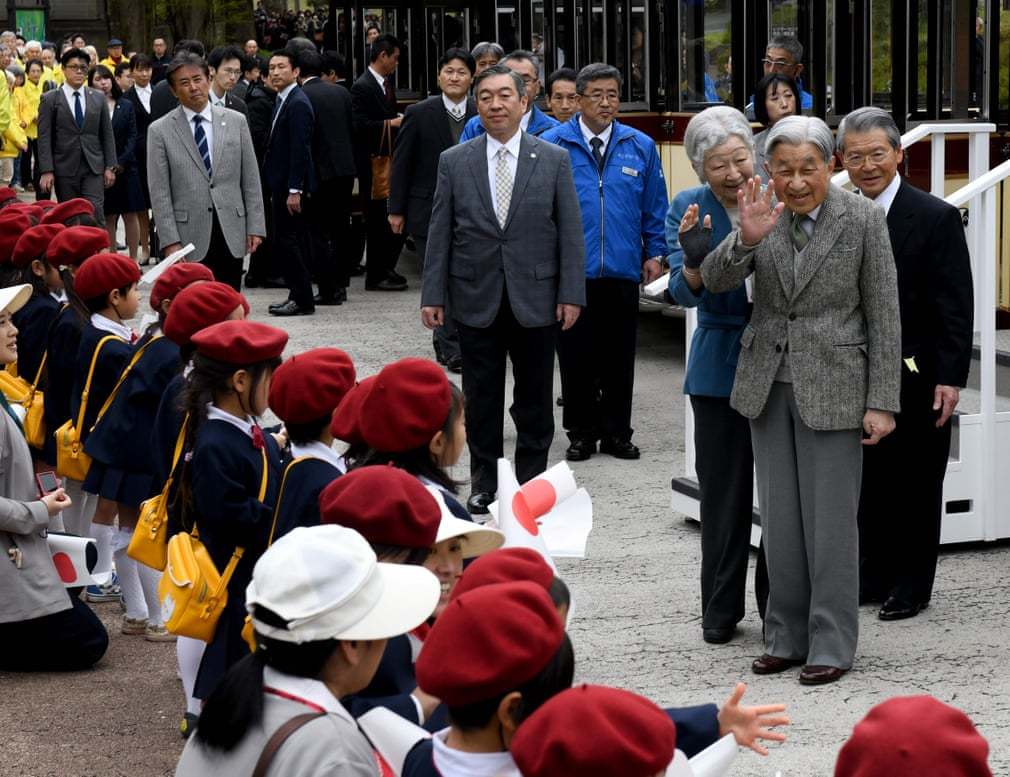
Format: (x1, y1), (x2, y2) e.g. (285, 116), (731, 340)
(421, 132), (585, 328)
(37, 87), (116, 177)
(701, 185), (901, 430)
(147, 104), (265, 261)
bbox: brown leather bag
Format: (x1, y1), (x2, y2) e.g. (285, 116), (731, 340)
(370, 119), (393, 200)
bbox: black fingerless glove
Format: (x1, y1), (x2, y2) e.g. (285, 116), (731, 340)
(679, 221), (713, 270)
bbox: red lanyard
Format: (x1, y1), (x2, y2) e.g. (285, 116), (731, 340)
(263, 686), (326, 714)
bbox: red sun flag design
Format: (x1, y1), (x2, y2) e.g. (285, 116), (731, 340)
(52, 552), (78, 584)
(512, 478), (558, 535)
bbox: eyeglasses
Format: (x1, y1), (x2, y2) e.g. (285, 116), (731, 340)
(583, 90), (619, 105)
(219, 67), (242, 76)
(64, 64), (88, 72)
(762, 58), (794, 71)
(842, 150), (892, 167)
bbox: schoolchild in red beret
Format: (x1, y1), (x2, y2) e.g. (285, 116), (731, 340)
(451, 546), (571, 622)
(37, 200), (57, 214)
(149, 262), (214, 314)
(0, 186), (17, 207)
(46, 226), (110, 272)
(40, 197), (99, 227)
(266, 348), (357, 533)
(162, 281), (249, 353)
(835, 696), (991, 777)
(511, 685), (677, 777)
(0, 211), (35, 264)
(330, 374), (375, 453)
(6, 202), (45, 222)
(10, 224), (65, 269)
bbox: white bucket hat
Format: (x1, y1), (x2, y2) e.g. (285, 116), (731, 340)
(0, 284), (32, 317)
(426, 485), (505, 559)
(245, 525), (440, 644)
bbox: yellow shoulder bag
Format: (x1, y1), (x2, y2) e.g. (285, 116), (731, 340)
(128, 412), (189, 571)
(0, 367), (31, 404)
(159, 445), (270, 643)
(54, 335), (117, 481)
(21, 352), (47, 449)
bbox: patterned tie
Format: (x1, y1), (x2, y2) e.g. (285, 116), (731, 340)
(73, 91), (84, 128)
(791, 212), (810, 251)
(494, 146), (512, 229)
(193, 115), (212, 177)
(590, 136), (605, 172)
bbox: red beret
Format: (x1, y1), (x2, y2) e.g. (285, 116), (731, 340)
(149, 262), (215, 311)
(0, 212), (36, 264)
(329, 376), (374, 446)
(163, 282), (249, 347)
(835, 696), (991, 777)
(190, 319), (287, 364)
(40, 197), (95, 226)
(37, 200), (57, 213)
(452, 548), (554, 601)
(73, 253), (141, 301)
(357, 358), (451, 452)
(318, 465), (441, 548)
(0, 187), (17, 205)
(415, 581), (564, 706)
(511, 685), (677, 777)
(47, 227), (110, 268)
(7, 203), (44, 222)
(269, 348), (357, 425)
(11, 224), (66, 268)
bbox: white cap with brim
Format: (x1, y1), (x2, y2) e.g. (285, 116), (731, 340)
(0, 284), (32, 317)
(245, 525), (440, 644)
(426, 485), (505, 559)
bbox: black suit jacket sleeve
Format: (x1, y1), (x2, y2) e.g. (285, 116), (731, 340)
(925, 203), (974, 386)
(225, 93), (248, 116)
(98, 94), (117, 169)
(114, 100), (137, 168)
(351, 75), (395, 153)
(287, 98), (315, 192)
(388, 102), (418, 216)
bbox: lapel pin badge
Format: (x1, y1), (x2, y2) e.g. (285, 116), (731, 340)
(531, 152), (537, 158)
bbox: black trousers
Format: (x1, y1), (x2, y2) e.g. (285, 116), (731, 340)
(247, 178), (278, 284)
(271, 191), (314, 308)
(692, 395), (757, 629)
(21, 138), (41, 197)
(363, 195), (404, 285)
(558, 277), (639, 443)
(859, 369), (952, 604)
(456, 294), (557, 494)
(308, 175), (354, 297)
(202, 211), (243, 292)
(0, 597), (108, 671)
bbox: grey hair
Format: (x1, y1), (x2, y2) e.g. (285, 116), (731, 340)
(472, 63), (525, 99)
(684, 106), (756, 183)
(767, 34), (803, 64)
(836, 106), (901, 152)
(765, 115), (834, 164)
(501, 49), (538, 69)
(576, 62), (623, 94)
(471, 41), (505, 61)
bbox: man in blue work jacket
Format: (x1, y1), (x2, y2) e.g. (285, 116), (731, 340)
(458, 49), (559, 141)
(541, 62), (668, 460)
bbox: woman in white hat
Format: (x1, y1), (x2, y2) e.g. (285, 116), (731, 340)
(0, 283), (109, 671)
(176, 524), (442, 776)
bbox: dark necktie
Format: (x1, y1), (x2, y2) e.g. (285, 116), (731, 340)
(590, 137), (604, 172)
(791, 213), (810, 251)
(193, 115), (212, 177)
(384, 76), (395, 106)
(73, 91), (84, 128)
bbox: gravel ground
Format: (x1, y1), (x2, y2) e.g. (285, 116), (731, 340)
(3, 249), (1008, 776)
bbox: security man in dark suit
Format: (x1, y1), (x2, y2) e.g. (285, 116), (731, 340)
(389, 47), (477, 372)
(839, 107), (974, 621)
(351, 33), (407, 292)
(298, 51), (357, 306)
(207, 45), (249, 116)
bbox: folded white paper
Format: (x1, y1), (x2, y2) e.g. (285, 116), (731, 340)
(357, 706), (430, 776)
(140, 243), (196, 285)
(644, 271), (671, 297)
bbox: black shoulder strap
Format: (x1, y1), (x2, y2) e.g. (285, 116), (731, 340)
(251, 712), (326, 777)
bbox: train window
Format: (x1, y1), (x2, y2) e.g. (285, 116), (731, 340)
(680, 0), (732, 108)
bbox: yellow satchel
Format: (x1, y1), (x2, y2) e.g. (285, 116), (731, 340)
(54, 335), (117, 481)
(0, 368), (31, 404)
(128, 413), (189, 571)
(21, 352), (47, 449)
(159, 446), (269, 643)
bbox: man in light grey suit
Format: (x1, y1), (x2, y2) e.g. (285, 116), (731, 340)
(421, 64), (585, 514)
(696, 116), (901, 685)
(147, 54), (265, 290)
(37, 48), (117, 225)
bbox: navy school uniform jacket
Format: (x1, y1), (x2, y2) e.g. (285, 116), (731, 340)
(153, 372), (186, 489)
(84, 334), (180, 476)
(43, 306), (83, 465)
(12, 293), (60, 389)
(271, 456), (341, 539)
(70, 324), (133, 446)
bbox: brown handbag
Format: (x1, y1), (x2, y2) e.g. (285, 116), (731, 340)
(369, 119), (393, 200)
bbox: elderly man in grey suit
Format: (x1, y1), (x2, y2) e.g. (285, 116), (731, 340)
(421, 64), (585, 514)
(692, 116), (901, 685)
(147, 54), (265, 290)
(37, 47), (117, 225)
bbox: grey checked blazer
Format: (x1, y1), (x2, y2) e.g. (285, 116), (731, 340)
(421, 132), (586, 328)
(701, 185), (901, 430)
(147, 104), (265, 261)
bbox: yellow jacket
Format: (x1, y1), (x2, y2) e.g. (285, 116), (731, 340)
(1, 112), (27, 158)
(0, 84), (11, 138)
(99, 57), (126, 72)
(44, 65), (63, 87)
(14, 79), (42, 140)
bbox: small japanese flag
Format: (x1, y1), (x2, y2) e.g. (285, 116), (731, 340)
(47, 532), (102, 588)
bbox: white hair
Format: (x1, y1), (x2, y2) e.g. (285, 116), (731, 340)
(684, 106), (756, 183)
(25, 40), (41, 51)
(765, 115), (835, 164)
(836, 106), (901, 152)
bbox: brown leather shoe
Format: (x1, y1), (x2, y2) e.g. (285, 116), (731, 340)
(799, 665), (848, 685)
(751, 654), (804, 675)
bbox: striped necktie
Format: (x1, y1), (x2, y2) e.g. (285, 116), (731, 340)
(193, 115), (212, 177)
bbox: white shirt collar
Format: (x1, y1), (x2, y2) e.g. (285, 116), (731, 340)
(430, 728), (520, 777)
(277, 82), (297, 102)
(868, 173), (901, 216)
(442, 93), (467, 115)
(486, 129), (522, 163)
(805, 204), (823, 223)
(578, 116), (613, 149)
(89, 313), (132, 341)
(368, 65), (386, 89)
(262, 666), (353, 719)
(206, 403), (257, 437)
(61, 82), (83, 99)
(519, 109), (531, 131)
(181, 102), (213, 124)
(290, 440), (346, 472)
(136, 83), (151, 96)
(209, 86), (227, 106)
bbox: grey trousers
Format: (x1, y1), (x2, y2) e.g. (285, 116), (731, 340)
(750, 382), (861, 669)
(54, 170), (106, 227)
(414, 234), (460, 361)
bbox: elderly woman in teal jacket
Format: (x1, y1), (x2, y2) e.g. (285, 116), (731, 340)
(666, 106), (765, 645)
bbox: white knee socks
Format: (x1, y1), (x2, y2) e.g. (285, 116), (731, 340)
(177, 636), (205, 716)
(89, 523), (115, 579)
(115, 542), (147, 620)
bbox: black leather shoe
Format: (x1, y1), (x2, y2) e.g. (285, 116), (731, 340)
(314, 293), (343, 305)
(334, 287), (348, 304)
(566, 439), (596, 461)
(269, 300), (314, 316)
(600, 438), (641, 459)
(387, 270), (407, 285)
(446, 355), (463, 374)
(702, 626), (735, 644)
(267, 300), (287, 312)
(365, 278), (407, 291)
(799, 665), (848, 685)
(878, 596), (929, 621)
(467, 491), (495, 515)
(752, 654), (804, 675)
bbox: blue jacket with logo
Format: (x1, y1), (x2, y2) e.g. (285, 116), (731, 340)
(540, 116), (668, 281)
(458, 104), (559, 142)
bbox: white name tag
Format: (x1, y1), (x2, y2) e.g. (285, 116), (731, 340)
(621, 166), (639, 177)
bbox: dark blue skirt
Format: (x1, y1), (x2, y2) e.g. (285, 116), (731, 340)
(82, 460), (156, 507)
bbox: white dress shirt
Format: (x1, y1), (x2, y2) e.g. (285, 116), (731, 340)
(519, 110), (532, 131)
(368, 65), (387, 92)
(430, 728), (521, 777)
(290, 440), (346, 473)
(181, 102), (214, 166)
(579, 116), (613, 156)
(486, 129), (521, 217)
(209, 86), (228, 108)
(89, 313), (133, 341)
(206, 403), (258, 439)
(134, 83), (151, 113)
(442, 93), (467, 120)
(61, 82), (86, 116)
(869, 173), (901, 216)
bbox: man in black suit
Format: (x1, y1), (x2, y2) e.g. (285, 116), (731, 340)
(389, 47), (477, 371)
(351, 33), (407, 292)
(263, 49), (316, 317)
(839, 107), (974, 621)
(150, 37), (171, 84)
(297, 50), (356, 306)
(207, 45), (248, 116)
(124, 53), (155, 260)
(149, 39), (206, 121)
(321, 50), (348, 87)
